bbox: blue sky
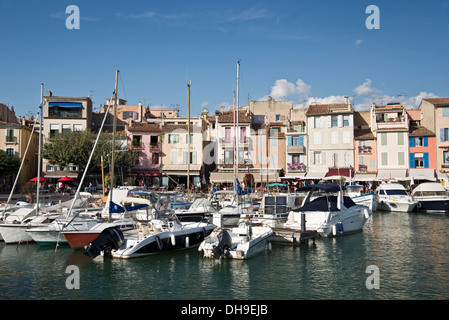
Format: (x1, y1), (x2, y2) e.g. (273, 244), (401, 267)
(1, 0), (449, 117)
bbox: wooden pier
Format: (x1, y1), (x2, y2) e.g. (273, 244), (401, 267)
(270, 227), (318, 245)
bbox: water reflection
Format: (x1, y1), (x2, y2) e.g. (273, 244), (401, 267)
(1, 211), (449, 300)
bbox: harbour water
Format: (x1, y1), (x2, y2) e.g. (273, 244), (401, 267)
(1, 211), (448, 301)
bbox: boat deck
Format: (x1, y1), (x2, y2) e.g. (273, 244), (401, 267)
(270, 227), (318, 245)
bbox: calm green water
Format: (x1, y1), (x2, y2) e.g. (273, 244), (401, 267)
(1, 211), (448, 300)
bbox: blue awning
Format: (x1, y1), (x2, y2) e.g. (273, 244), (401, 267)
(49, 102), (83, 108)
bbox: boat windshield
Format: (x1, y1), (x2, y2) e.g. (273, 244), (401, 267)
(416, 191), (448, 196)
(385, 190), (408, 196)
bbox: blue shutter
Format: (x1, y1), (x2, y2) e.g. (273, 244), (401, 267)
(441, 128), (445, 142)
(410, 153), (415, 168)
(409, 137), (415, 147)
(423, 136), (428, 147)
(299, 136), (304, 146)
(287, 136), (292, 146)
(424, 152), (429, 168)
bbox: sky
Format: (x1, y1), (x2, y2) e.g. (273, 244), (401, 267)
(1, 0), (449, 118)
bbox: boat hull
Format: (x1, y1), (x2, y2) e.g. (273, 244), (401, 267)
(0, 224), (35, 244)
(109, 223), (215, 259)
(199, 226), (273, 259)
(27, 229), (68, 246)
(350, 193), (378, 212)
(63, 231), (104, 249)
(376, 198), (417, 212)
(417, 199), (449, 213)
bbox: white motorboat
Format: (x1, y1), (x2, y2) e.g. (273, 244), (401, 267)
(346, 185), (378, 212)
(198, 214), (273, 259)
(84, 212), (215, 259)
(284, 183), (371, 237)
(411, 182), (449, 213)
(174, 197), (219, 222)
(374, 183), (418, 212)
(247, 192), (304, 227)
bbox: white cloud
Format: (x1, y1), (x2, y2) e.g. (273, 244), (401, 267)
(268, 78), (311, 100)
(354, 79), (377, 96)
(226, 8), (267, 22)
(355, 39), (363, 45)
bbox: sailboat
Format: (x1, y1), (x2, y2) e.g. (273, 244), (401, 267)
(0, 84), (60, 244)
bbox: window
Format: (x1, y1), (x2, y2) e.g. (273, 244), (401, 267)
(314, 132), (321, 145)
(270, 138), (277, 147)
(331, 132), (338, 144)
(150, 135), (158, 146)
(170, 150), (178, 164)
(185, 134), (193, 144)
(132, 135), (142, 148)
(225, 127), (232, 143)
(224, 150), (233, 165)
(123, 111), (138, 120)
(440, 128), (449, 142)
(275, 114), (281, 121)
(50, 124), (59, 137)
(331, 116), (338, 127)
(397, 132), (404, 146)
(253, 115), (265, 124)
(398, 152), (405, 166)
(289, 136), (303, 146)
(168, 134), (179, 144)
(413, 153), (424, 168)
(152, 153), (159, 165)
(73, 124), (82, 131)
(443, 107), (449, 117)
(381, 133), (387, 146)
(444, 151), (449, 164)
(240, 127), (247, 143)
(62, 124), (71, 134)
(314, 116), (321, 128)
(314, 152), (322, 165)
(6, 148), (14, 156)
(342, 131), (350, 144)
(343, 115), (350, 127)
(381, 152), (388, 166)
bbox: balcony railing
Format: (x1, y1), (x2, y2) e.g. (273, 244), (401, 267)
(5, 136), (17, 143)
(358, 165), (368, 173)
(358, 146), (372, 154)
(287, 163), (306, 172)
(287, 145), (305, 154)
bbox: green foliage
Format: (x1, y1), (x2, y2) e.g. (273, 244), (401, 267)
(42, 130), (138, 173)
(0, 150), (21, 174)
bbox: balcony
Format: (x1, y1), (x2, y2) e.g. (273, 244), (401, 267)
(219, 138), (249, 149)
(358, 165), (368, 173)
(358, 146), (372, 154)
(287, 163), (306, 172)
(149, 143), (161, 152)
(287, 145), (305, 154)
(218, 160), (253, 169)
(5, 136), (17, 144)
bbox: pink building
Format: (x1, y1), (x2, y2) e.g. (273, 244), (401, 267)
(126, 122), (162, 187)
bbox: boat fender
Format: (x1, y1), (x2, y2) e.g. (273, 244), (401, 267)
(170, 233), (176, 246)
(185, 236), (190, 248)
(169, 221), (173, 228)
(267, 242), (272, 252)
(155, 235), (163, 251)
(364, 209), (370, 219)
(202, 227), (207, 238)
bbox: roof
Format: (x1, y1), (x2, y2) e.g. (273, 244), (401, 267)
(354, 129), (375, 140)
(127, 122), (161, 132)
(217, 110), (251, 123)
(409, 126), (435, 136)
(422, 97), (449, 106)
(306, 103), (353, 115)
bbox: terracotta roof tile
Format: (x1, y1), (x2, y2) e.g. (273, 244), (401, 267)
(422, 97), (449, 105)
(354, 129), (375, 140)
(409, 126), (435, 136)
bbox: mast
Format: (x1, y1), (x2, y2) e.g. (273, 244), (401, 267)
(36, 83), (43, 215)
(236, 61), (240, 206)
(187, 80), (191, 192)
(109, 69), (119, 222)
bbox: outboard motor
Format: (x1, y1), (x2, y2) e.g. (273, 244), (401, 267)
(212, 229), (232, 259)
(84, 227), (125, 258)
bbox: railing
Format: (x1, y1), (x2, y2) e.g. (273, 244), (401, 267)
(287, 145), (305, 154)
(287, 163), (306, 172)
(358, 146), (372, 154)
(5, 136), (17, 143)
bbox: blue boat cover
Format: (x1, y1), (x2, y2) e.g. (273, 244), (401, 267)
(296, 183), (346, 193)
(293, 195), (356, 212)
(109, 201), (149, 213)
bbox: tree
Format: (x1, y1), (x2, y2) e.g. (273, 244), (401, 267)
(0, 150), (20, 174)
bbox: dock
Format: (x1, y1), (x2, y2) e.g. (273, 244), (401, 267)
(270, 227), (318, 245)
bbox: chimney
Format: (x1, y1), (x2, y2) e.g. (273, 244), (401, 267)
(344, 96), (349, 104)
(46, 91), (52, 97)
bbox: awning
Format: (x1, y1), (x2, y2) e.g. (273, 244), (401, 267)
(209, 171), (277, 183)
(409, 169), (436, 181)
(283, 173), (306, 179)
(44, 171), (78, 179)
(353, 173), (377, 181)
(376, 169), (408, 181)
(161, 164), (202, 176)
(304, 171), (327, 180)
(49, 102), (83, 108)
(325, 168), (354, 178)
(126, 171), (160, 177)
